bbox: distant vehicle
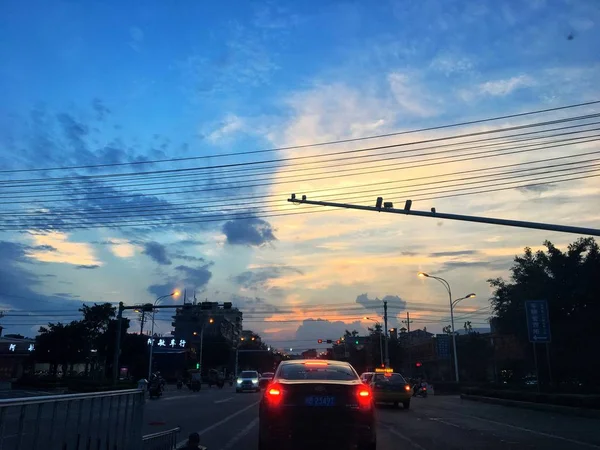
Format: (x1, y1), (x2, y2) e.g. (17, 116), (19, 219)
(360, 372), (375, 384)
(236, 370), (260, 392)
(259, 372), (274, 388)
(189, 371), (202, 392)
(258, 359), (376, 450)
(370, 372), (412, 409)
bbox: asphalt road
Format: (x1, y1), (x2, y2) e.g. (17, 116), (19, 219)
(144, 385), (600, 450)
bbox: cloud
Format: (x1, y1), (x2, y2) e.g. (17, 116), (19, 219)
(387, 72), (439, 117)
(142, 241), (172, 265)
(27, 232), (101, 267)
(355, 293), (407, 314)
(171, 252), (205, 263)
(128, 26), (144, 52)
(229, 294), (280, 314)
(206, 114), (246, 143)
(75, 264), (100, 270)
(232, 266), (303, 291)
(429, 54), (474, 76)
(222, 218), (277, 246)
(429, 250), (478, 257)
(478, 75), (535, 96)
(147, 263), (213, 298)
(294, 319), (366, 344)
(108, 239), (137, 258)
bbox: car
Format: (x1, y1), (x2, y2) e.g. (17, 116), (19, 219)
(360, 372), (375, 384)
(236, 370), (260, 392)
(258, 359), (376, 450)
(369, 372), (412, 409)
(259, 372), (274, 389)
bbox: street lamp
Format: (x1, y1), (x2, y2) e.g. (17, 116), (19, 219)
(197, 317), (214, 377)
(363, 317), (384, 367)
(418, 272), (475, 382)
(147, 290), (180, 380)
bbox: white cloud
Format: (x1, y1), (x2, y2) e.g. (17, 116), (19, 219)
(27, 232), (101, 266)
(478, 75), (535, 96)
(430, 54), (474, 76)
(206, 114), (246, 143)
(388, 72), (439, 117)
(107, 239), (137, 258)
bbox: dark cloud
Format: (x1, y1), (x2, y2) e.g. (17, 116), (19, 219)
(75, 264), (100, 270)
(30, 245), (57, 252)
(222, 218), (276, 246)
(232, 266), (302, 291)
(147, 263), (213, 298)
(142, 241), (172, 265)
(171, 252), (205, 263)
(294, 319), (366, 345)
(355, 293), (407, 313)
(429, 250), (478, 257)
(0, 241), (93, 336)
(229, 294), (280, 314)
(53, 292), (81, 299)
(438, 260), (511, 273)
(518, 184), (554, 194)
(92, 98), (110, 121)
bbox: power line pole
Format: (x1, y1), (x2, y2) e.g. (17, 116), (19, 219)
(287, 195), (600, 237)
(402, 312), (413, 375)
(383, 300), (390, 368)
(139, 310), (146, 335)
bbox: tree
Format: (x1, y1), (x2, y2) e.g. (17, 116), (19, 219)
(463, 321), (473, 334)
(442, 325), (452, 335)
(488, 238), (600, 385)
(79, 303), (116, 375)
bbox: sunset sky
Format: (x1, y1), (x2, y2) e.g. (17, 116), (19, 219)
(1, 0), (599, 351)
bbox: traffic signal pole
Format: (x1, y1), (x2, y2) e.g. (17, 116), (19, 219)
(287, 195), (600, 237)
(383, 300), (390, 368)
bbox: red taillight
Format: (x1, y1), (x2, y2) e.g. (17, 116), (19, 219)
(266, 383), (282, 406)
(357, 387), (372, 407)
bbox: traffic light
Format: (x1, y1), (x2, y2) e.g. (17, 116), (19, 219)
(196, 363), (200, 369)
(355, 340), (359, 345)
(375, 197), (383, 208)
(416, 362), (422, 367)
(317, 339), (323, 344)
(336, 340), (341, 344)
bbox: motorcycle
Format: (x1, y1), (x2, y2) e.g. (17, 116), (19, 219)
(413, 385), (428, 398)
(149, 383), (162, 399)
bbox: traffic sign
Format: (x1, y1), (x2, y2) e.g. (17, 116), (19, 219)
(525, 300), (551, 343)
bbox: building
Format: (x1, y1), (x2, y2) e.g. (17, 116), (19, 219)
(171, 301), (243, 345)
(0, 336), (36, 381)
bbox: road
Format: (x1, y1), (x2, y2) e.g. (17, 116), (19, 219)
(145, 385), (600, 450)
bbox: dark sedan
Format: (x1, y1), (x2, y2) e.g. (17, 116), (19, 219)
(259, 372), (274, 389)
(258, 359), (376, 450)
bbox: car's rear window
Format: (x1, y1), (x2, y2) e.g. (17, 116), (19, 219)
(240, 371), (258, 378)
(278, 364), (358, 380)
(262, 372), (274, 378)
(374, 373), (406, 384)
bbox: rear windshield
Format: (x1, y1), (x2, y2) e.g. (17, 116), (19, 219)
(374, 373), (406, 384)
(262, 372), (274, 378)
(240, 371), (258, 378)
(278, 364), (358, 381)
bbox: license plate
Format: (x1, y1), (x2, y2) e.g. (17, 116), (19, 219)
(305, 395), (335, 407)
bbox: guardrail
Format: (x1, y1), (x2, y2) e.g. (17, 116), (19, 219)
(0, 388), (145, 450)
(142, 427), (181, 450)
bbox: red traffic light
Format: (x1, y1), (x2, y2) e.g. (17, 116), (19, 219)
(336, 340), (341, 344)
(317, 339), (323, 344)
(416, 362), (422, 367)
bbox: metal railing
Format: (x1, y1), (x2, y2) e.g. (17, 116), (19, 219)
(141, 427), (181, 450)
(0, 389), (145, 450)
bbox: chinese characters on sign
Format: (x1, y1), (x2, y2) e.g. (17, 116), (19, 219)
(6, 343), (34, 352)
(525, 300), (551, 343)
(147, 338), (186, 347)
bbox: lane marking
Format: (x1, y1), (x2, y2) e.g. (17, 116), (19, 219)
(175, 400), (260, 448)
(220, 418), (259, 450)
(385, 427), (428, 450)
(453, 412), (600, 449)
(214, 397), (233, 404)
(429, 417), (462, 429)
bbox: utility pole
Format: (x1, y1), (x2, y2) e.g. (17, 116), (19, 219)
(139, 310), (146, 335)
(287, 195), (600, 237)
(383, 300), (390, 368)
(112, 302), (124, 384)
(403, 312), (413, 375)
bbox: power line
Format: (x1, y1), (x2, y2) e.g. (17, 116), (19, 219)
(4, 118), (599, 191)
(1, 133), (597, 206)
(3, 157), (597, 223)
(2, 100), (598, 174)
(1, 171), (596, 231)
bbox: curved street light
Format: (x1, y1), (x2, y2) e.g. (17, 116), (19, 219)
(148, 290), (180, 380)
(418, 272), (475, 382)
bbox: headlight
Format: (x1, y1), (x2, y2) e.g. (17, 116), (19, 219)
(252, 378), (259, 384)
(236, 379), (242, 384)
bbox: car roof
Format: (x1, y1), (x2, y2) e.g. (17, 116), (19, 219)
(278, 359), (352, 367)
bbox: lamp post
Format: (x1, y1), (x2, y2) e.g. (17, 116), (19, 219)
(197, 317), (214, 377)
(147, 290), (179, 381)
(418, 272), (475, 382)
(364, 317), (384, 367)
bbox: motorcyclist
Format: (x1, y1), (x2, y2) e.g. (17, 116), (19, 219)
(178, 432), (204, 449)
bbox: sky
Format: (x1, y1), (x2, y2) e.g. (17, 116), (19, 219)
(0, 0), (599, 352)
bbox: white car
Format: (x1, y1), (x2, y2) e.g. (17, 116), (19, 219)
(236, 370), (260, 392)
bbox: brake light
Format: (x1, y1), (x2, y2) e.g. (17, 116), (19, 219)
(357, 387), (372, 407)
(404, 385), (411, 391)
(304, 361), (328, 366)
(266, 383), (282, 406)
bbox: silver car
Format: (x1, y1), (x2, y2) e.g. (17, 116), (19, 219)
(236, 370), (260, 392)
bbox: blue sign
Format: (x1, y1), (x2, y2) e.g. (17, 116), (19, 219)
(525, 300), (551, 343)
(435, 334), (451, 359)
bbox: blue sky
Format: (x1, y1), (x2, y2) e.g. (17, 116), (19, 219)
(0, 0), (599, 349)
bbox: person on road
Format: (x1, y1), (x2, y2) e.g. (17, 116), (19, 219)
(178, 432), (205, 449)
